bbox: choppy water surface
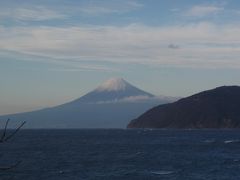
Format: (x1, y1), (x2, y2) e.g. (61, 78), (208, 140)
(1, 129), (240, 180)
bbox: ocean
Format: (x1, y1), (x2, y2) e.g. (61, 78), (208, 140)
(1, 129), (240, 180)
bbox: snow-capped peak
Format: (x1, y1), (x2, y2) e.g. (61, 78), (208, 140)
(96, 78), (129, 92)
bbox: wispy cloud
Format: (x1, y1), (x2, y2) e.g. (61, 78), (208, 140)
(0, 6), (67, 21)
(90, 95), (160, 104)
(1, 22), (240, 69)
(46, 65), (118, 72)
(0, 49), (118, 72)
(77, 1), (143, 15)
(184, 5), (224, 17)
(91, 95), (180, 104)
(0, 1), (143, 22)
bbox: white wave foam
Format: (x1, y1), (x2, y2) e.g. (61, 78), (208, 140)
(151, 170), (174, 175)
(224, 139), (240, 144)
(203, 139), (215, 143)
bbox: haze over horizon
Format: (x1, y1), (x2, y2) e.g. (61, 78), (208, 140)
(1, 0), (240, 115)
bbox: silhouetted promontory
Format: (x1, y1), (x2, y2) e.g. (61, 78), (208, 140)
(128, 86), (240, 129)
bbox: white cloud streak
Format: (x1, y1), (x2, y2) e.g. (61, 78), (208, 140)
(0, 6), (67, 21)
(0, 22), (240, 69)
(0, 1), (143, 21)
(77, 1), (143, 15)
(184, 5), (224, 17)
(90, 95), (160, 104)
(91, 95), (180, 104)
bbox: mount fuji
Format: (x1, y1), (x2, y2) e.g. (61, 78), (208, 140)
(0, 78), (178, 128)
(68, 78), (155, 104)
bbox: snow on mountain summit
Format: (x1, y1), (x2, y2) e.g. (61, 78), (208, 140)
(96, 78), (129, 92)
(73, 77), (154, 104)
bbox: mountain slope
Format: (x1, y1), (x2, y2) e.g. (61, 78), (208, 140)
(0, 78), (177, 128)
(68, 78), (154, 104)
(128, 86), (240, 129)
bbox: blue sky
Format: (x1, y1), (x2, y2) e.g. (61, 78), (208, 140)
(1, 0), (240, 114)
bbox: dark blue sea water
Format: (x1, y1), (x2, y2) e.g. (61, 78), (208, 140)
(1, 129), (240, 180)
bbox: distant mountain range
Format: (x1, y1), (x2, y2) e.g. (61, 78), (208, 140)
(128, 86), (240, 129)
(0, 78), (178, 128)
